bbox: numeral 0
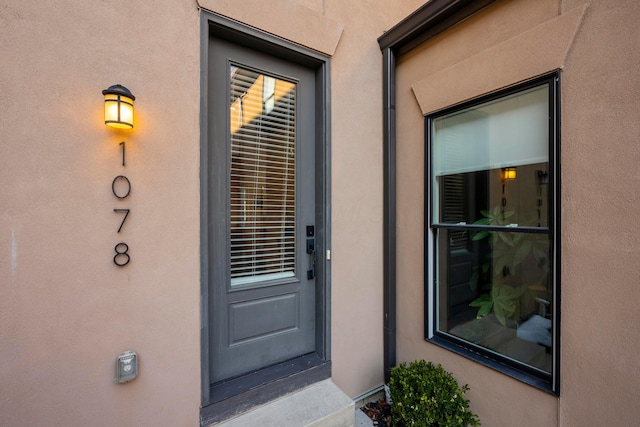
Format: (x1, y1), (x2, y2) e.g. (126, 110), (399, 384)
(114, 242), (130, 267)
(112, 175), (131, 199)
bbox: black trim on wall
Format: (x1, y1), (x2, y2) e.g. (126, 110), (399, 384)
(378, 0), (496, 55)
(377, 0), (496, 386)
(382, 47), (396, 383)
(550, 72), (562, 395)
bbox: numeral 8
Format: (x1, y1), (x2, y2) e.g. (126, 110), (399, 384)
(114, 242), (130, 267)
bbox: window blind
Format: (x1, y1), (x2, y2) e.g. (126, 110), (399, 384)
(432, 85), (549, 177)
(229, 67), (297, 286)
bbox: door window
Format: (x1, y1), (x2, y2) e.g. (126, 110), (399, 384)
(229, 66), (297, 286)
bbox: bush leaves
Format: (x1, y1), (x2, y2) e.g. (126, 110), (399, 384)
(389, 361), (481, 427)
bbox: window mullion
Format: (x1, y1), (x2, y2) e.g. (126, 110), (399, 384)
(431, 223), (550, 234)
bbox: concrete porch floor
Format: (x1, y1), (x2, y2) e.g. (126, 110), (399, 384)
(210, 379), (357, 427)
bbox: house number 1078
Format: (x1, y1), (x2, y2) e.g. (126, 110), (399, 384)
(113, 141), (131, 267)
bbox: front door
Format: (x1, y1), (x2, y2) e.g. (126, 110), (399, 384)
(207, 36), (317, 383)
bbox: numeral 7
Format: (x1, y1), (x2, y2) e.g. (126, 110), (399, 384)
(114, 209), (130, 233)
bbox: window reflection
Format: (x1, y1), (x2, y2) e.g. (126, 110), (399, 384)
(437, 163), (548, 228)
(436, 228), (552, 373)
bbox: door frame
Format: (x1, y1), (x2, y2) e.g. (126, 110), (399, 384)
(199, 9), (332, 419)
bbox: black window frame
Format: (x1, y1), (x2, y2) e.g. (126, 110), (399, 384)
(424, 72), (561, 394)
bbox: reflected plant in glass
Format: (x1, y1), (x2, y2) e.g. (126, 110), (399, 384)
(469, 206), (550, 327)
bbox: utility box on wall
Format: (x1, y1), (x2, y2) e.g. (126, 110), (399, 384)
(115, 351), (138, 384)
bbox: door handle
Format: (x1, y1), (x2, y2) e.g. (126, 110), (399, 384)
(307, 238), (316, 280)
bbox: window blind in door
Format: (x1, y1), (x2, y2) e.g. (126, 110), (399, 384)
(229, 66), (297, 286)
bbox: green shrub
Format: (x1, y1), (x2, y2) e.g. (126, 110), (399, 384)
(389, 360), (480, 427)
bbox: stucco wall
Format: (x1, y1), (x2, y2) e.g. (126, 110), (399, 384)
(320, 0), (426, 398)
(394, 0), (640, 426)
(5, 0), (636, 425)
(558, 0), (640, 425)
(0, 0), (425, 425)
(0, 1), (202, 426)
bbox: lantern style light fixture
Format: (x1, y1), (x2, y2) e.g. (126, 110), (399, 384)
(501, 167), (517, 181)
(102, 84), (135, 129)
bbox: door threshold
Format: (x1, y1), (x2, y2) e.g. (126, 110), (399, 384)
(201, 353), (330, 426)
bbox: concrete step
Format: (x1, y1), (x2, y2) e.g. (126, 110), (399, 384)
(355, 408), (374, 427)
(212, 379), (355, 427)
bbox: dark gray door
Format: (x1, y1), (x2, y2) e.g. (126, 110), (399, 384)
(208, 37), (316, 383)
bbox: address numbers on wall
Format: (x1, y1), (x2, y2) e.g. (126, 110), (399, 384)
(113, 141), (131, 267)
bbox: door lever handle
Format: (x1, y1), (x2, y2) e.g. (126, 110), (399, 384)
(306, 238), (316, 280)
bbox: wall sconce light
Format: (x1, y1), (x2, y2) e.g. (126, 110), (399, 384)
(103, 84), (135, 129)
(501, 167), (517, 181)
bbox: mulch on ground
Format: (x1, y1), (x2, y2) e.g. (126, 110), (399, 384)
(360, 399), (393, 427)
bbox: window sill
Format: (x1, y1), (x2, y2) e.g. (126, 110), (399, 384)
(427, 334), (558, 396)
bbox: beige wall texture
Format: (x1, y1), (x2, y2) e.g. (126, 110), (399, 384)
(0, 1), (202, 426)
(395, 0), (640, 426)
(0, 0), (425, 426)
(319, 0), (426, 398)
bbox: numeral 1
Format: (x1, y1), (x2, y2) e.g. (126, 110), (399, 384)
(120, 141), (126, 166)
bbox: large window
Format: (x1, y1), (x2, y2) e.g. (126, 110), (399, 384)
(426, 74), (559, 392)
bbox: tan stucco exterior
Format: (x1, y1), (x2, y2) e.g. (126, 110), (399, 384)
(0, 0), (424, 425)
(1, 2), (202, 426)
(395, 0), (640, 426)
(1, 0), (639, 425)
